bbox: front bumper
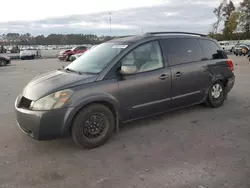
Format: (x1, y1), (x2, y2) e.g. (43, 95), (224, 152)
(15, 96), (73, 140)
(58, 55), (65, 60)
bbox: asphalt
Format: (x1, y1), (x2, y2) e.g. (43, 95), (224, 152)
(0, 56), (250, 188)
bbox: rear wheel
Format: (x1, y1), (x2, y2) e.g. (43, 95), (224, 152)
(71, 104), (115, 149)
(206, 81), (225, 108)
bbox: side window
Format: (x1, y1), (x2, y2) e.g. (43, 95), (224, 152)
(199, 39), (224, 60)
(161, 38), (203, 66)
(121, 41), (164, 73)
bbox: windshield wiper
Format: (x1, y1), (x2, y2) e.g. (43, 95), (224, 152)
(65, 68), (82, 75)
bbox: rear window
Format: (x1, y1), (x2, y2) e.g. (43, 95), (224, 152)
(199, 39), (225, 60)
(160, 38), (203, 66)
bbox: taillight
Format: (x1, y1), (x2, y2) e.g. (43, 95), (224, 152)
(227, 59), (234, 71)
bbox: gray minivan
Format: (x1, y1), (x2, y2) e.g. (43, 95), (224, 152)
(15, 32), (235, 149)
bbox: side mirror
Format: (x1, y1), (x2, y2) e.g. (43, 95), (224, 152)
(120, 65), (137, 75)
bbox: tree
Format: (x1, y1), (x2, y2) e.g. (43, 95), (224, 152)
(239, 0), (250, 36)
(222, 0), (235, 39)
(0, 33), (115, 45)
(227, 11), (240, 35)
(213, 0), (227, 34)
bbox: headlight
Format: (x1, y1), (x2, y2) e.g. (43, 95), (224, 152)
(30, 89), (74, 110)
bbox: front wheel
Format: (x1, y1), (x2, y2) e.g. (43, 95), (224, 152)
(71, 104), (115, 149)
(206, 81), (225, 108)
(66, 55), (71, 61)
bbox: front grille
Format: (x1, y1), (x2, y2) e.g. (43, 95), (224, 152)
(18, 96), (32, 109)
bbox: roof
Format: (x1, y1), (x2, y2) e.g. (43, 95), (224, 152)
(106, 32), (210, 44)
(107, 35), (144, 43)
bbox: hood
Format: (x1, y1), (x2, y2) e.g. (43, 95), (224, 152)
(22, 70), (98, 101)
(59, 49), (71, 55)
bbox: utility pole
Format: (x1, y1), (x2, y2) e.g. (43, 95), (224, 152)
(109, 12), (112, 34)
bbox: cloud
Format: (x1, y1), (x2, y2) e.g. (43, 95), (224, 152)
(0, 0), (221, 36)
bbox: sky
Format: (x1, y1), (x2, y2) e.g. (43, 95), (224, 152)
(0, 0), (242, 36)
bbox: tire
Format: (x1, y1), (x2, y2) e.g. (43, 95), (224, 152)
(206, 81), (225, 108)
(236, 54), (238, 56)
(71, 104), (115, 149)
(0, 60), (6, 66)
(66, 55), (71, 61)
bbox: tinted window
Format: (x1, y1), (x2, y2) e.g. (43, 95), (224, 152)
(161, 38), (203, 66)
(78, 46), (87, 50)
(199, 39), (224, 60)
(121, 41), (164, 73)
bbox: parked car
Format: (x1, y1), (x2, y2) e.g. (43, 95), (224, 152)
(20, 50), (41, 60)
(58, 46), (88, 61)
(233, 44), (249, 56)
(58, 49), (71, 60)
(0, 55), (11, 66)
(219, 41), (235, 52)
(15, 32), (235, 149)
(69, 52), (84, 62)
(69, 45), (99, 61)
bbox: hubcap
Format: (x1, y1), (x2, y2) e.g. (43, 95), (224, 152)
(82, 113), (106, 139)
(211, 84), (223, 99)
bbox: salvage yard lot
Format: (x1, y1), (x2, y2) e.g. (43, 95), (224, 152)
(0, 56), (250, 188)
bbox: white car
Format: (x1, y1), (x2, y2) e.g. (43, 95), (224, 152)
(19, 50), (41, 60)
(219, 41), (235, 52)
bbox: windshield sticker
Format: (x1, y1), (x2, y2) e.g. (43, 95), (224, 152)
(112, 45), (128, 49)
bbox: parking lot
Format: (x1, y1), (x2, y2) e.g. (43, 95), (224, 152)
(0, 56), (250, 188)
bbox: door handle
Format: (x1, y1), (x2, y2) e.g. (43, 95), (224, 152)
(159, 74), (168, 80)
(175, 71), (182, 77)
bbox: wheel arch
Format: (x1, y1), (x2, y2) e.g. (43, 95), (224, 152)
(211, 75), (228, 88)
(63, 96), (120, 136)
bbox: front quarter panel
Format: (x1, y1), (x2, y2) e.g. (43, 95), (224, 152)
(63, 79), (120, 132)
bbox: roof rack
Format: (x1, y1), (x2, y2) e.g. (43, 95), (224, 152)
(143, 32), (208, 37)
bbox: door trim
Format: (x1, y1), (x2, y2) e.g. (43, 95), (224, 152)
(172, 90), (202, 100)
(132, 97), (171, 109)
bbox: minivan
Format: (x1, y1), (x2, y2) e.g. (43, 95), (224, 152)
(15, 32), (235, 149)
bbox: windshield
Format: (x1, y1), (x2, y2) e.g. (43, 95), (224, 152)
(65, 43), (127, 74)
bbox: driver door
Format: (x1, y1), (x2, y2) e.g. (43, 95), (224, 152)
(118, 41), (172, 121)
